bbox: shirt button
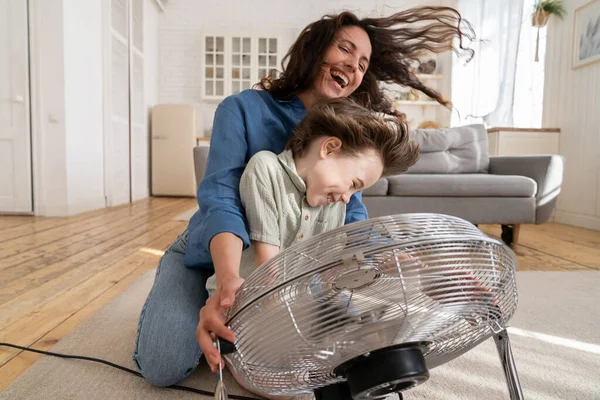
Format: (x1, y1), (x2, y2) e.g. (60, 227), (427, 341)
(299, 233), (304, 239)
(305, 215), (309, 221)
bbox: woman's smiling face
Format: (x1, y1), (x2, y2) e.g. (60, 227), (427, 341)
(311, 26), (372, 100)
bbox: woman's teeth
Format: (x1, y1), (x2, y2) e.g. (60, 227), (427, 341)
(331, 70), (348, 88)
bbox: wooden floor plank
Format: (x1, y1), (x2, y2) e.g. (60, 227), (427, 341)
(511, 244), (595, 271)
(0, 200), (189, 304)
(480, 223), (600, 269)
(0, 263), (157, 391)
(0, 216), (45, 231)
(0, 199), (155, 243)
(0, 216), (188, 331)
(0, 199), (176, 257)
(0, 197), (185, 274)
(0, 224), (185, 366)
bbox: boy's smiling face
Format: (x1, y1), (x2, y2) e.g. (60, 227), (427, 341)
(302, 137), (383, 208)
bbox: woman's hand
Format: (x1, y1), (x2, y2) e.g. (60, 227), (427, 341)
(196, 276), (245, 372)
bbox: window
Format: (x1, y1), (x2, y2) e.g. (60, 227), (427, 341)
(202, 35), (280, 100)
(451, 0), (546, 128)
(513, 0), (546, 128)
(204, 35), (225, 98)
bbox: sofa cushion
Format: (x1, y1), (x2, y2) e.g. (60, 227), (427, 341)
(407, 124), (489, 174)
(386, 174), (537, 197)
(363, 178), (388, 196)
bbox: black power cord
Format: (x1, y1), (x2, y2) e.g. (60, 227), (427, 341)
(0, 342), (261, 400)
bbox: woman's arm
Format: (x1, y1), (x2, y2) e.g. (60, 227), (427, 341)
(210, 232), (244, 285)
(345, 191), (368, 224)
(194, 98), (250, 372)
(185, 99), (250, 269)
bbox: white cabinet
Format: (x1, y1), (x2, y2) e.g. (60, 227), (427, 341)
(202, 34), (280, 101)
(487, 128), (560, 156)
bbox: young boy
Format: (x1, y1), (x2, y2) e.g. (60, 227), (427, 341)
(205, 98), (420, 298)
(206, 98), (420, 399)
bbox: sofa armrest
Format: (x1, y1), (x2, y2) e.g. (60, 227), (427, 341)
(489, 155), (564, 223)
(193, 146), (210, 190)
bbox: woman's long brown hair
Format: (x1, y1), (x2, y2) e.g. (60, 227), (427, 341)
(257, 6), (475, 116)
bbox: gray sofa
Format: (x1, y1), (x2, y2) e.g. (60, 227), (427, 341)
(193, 124), (564, 246)
(362, 124), (564, 245)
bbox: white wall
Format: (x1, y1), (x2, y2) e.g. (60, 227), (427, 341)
(542, 0), (600, 230)
(158, 0), (457, 135)
(63, 0), (106, 215)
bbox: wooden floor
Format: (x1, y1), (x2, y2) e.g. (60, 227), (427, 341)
(1, 197), (600, 390)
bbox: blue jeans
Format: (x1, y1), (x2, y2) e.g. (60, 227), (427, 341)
(132, 230), (213, 386)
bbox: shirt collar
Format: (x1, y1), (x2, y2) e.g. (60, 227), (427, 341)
(277, 149), (306, 193)
(277, 95), (305, 109)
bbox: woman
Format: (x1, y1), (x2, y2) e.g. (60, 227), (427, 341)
(133, 5), (474, 388)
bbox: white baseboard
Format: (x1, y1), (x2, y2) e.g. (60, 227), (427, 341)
(67, 196), (108, 216)
(35, 204), (70, 217)
(552, 210), (600, 231)
(37, 196), (107, 217)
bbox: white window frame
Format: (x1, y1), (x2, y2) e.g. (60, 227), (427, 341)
(201, 33), (282, 101)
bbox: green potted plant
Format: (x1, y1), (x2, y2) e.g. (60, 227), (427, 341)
(532, 1), (567, 61)
(532, 0), (566, 27)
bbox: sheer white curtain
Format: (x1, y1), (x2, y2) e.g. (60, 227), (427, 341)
(451, 0), (524, 127)
(513, 0), (546, 128)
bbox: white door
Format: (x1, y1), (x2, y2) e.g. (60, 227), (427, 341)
(0, 0), (32, 213)
(130, 0), (148, 201)
(104, 0), (132, 207)
(103, 0), (147, 206)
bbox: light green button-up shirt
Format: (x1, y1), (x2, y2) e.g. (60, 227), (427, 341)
(206, 150), (346, 295)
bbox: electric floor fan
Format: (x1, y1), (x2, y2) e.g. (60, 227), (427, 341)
(221, 213), (524, 399)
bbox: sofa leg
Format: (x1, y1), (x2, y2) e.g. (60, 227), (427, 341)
(501, 224), (521, 247)
(513, 224), (521, 246)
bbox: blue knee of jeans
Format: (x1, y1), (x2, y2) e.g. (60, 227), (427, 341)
(133, 343), (201, 387)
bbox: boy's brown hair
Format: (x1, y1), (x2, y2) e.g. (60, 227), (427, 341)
(286, 98), (420, 176)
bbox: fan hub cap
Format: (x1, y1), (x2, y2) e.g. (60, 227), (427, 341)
(334, 268), (380, 290)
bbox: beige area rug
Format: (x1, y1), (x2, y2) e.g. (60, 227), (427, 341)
(172, 207), (199, 221)
(2, 271), (600, 400)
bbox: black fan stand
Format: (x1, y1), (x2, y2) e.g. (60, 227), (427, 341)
(315, 343), (429, 400)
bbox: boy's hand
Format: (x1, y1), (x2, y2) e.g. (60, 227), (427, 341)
(197, 276), (245, 372)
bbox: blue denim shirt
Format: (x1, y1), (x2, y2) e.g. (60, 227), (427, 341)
(184, 89), (368, 269)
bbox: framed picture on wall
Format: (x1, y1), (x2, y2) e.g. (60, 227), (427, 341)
(572, 0), (600, 69)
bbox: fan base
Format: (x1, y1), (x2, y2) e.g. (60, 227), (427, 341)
(332, 343), (429, 399)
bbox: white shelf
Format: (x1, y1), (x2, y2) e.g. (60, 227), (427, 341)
(416, 74), (443, 80)
(395, 100), (440, 106)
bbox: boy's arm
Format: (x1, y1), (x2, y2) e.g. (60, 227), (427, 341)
(252, 241), (280, 266)
(240, 154), (282, 264)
